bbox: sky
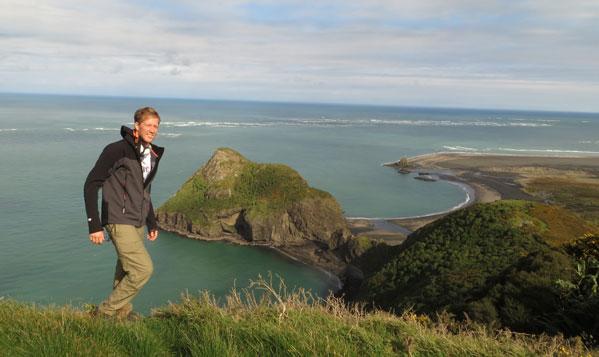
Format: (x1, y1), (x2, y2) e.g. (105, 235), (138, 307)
(1, 0), (598, 112)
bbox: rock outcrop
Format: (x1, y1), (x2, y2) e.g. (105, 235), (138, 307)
(157, 148), (352, 273)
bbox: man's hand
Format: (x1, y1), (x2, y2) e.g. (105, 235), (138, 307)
(147, 229), (159, 241)
(89, 231), (105, 245)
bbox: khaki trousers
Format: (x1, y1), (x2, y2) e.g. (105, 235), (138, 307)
(98, 224), (153, 316)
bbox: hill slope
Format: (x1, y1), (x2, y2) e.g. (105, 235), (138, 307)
(344, 200), (598, 338)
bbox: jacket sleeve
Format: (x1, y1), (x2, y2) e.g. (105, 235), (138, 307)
(146, 197), (158, 232)
(83, 144), (120, 234)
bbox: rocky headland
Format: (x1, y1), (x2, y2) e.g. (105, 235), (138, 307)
(156, 148), (356, 275)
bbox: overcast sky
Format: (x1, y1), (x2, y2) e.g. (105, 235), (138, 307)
(1, 1), (598, 111)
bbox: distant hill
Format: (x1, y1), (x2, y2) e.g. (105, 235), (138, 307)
(343, 200), (598, 340)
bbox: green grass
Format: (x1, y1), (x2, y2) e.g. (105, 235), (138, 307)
(0, 275), (590, 356)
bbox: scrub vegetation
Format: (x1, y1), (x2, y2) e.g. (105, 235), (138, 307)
(524, 177), (599, 225)
(345, 200), (599, 346)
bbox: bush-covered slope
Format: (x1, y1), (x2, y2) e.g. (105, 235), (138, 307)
(347, 200), (598, 339)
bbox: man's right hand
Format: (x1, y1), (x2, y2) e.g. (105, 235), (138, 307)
(89, 231), (105, 245)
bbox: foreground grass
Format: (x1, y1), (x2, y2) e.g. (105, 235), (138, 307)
(0, 276), (593, 356)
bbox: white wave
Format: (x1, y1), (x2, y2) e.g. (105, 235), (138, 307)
(161, 118), (553, 128)
(527, 119), (559, 123)
(0, 128), (17, 132)
(160, 133), (182, 138)
(441, 145), (599, 155)
(64, 127), (118, 132)
(496, 147), (599, 155)
(369, 119), (552, 127)
(162, 121), (274, 128)
(509, 118), (559, 123)
(443, 145), (479, 152)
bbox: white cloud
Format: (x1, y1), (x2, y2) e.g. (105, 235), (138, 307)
(0, 0), (598, 111)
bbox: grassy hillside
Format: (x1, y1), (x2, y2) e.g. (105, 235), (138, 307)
(348, 200), (598, 342)
(0, 275), (590, 356)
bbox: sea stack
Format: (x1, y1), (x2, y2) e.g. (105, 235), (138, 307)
(156, 148), (352, 273)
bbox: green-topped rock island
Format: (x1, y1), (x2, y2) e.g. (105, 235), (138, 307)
(156, 148), (353, 274)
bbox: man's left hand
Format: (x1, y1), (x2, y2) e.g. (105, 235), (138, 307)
(147, 229), (159, 241)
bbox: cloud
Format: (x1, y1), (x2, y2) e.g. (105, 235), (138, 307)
(0, 0), (598, 111)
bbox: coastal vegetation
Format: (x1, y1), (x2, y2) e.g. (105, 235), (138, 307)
(343, 200), (599, 345)
(0, 275), (590, 356)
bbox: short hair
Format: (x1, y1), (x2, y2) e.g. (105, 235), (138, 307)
(134, 107), (161, 123)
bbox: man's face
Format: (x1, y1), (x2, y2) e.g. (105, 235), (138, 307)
(134, 116), (160, 144)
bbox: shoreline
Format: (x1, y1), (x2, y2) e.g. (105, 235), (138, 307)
(347, 176), (476, 222)
(347, 166), (490, 236)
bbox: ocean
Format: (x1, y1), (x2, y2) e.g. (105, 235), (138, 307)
(1, 93), (598, 313)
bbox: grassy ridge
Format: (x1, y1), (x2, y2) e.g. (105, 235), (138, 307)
(0, 275), (589, 356)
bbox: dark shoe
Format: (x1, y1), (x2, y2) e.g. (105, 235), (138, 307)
(125, 311), (142, 322)
(115, 303), (133, 319)
(90, 306), (114, 320)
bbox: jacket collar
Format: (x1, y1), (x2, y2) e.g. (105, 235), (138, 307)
(120, 125), (164, 160)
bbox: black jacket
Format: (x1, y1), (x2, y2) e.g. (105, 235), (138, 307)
(84, 126), (165, 234)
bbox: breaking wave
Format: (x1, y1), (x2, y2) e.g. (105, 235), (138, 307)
(161, 118), (554, 129)
(64, 127), (119, 132)
(443, 145), (599, 155)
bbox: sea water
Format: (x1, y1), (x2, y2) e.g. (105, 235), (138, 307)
(1, 93), (598, 313)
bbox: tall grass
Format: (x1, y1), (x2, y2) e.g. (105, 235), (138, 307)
(0, 275), (592, 356)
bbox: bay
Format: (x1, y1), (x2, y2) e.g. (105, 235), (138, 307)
(1, 93), (597, 313)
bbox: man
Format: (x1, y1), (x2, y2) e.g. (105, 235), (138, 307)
(84, 107), (165, 319)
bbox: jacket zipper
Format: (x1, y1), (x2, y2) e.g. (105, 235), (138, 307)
(122, 172), (128, 214)
(138, 150), (145, 226)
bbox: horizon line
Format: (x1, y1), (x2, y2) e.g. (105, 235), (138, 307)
(1, 90), (598, 116)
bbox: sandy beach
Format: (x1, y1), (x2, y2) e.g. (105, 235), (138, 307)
(354, 152), (599, 238)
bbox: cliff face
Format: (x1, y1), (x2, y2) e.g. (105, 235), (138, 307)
(156, 148), (352, 272)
